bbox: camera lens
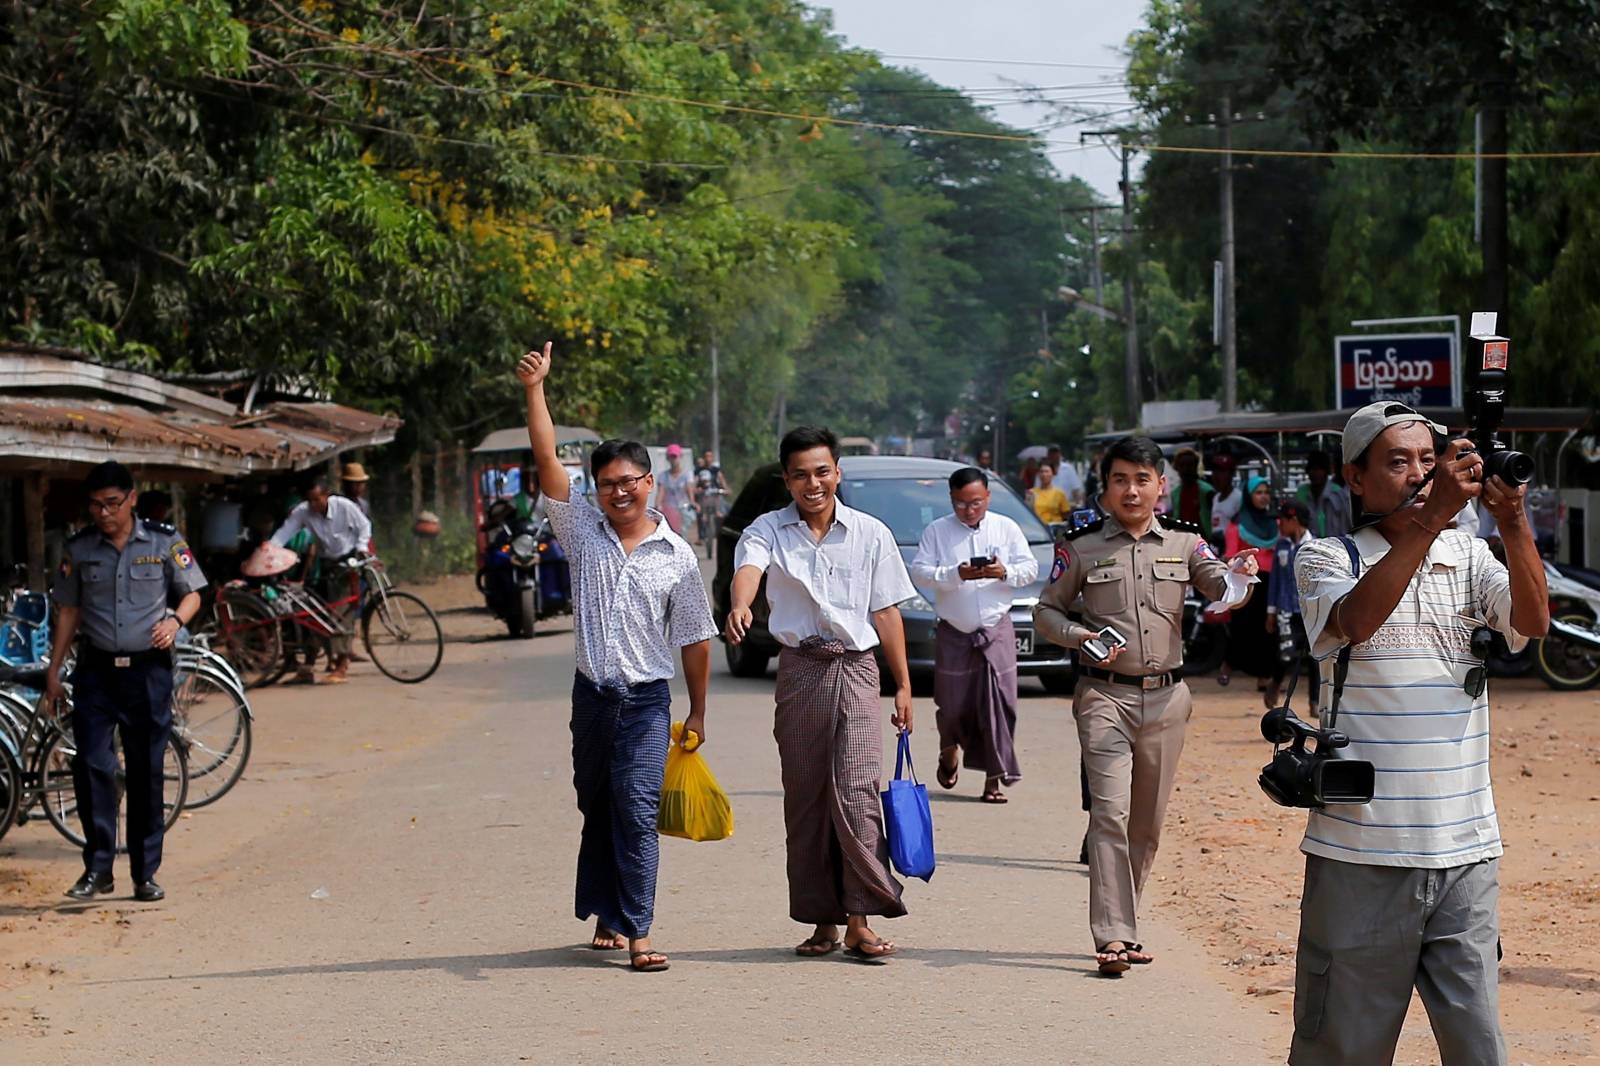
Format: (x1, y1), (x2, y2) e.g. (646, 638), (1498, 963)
(1484, 448), (1534, 486)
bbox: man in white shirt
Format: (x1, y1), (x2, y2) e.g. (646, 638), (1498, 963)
(910, 467), (1038, 803)
(1290, 401), (1549, 1065)
(516, 343), (717, 974)
(268, 477), (374, 682)
(725, 425), (916, 963)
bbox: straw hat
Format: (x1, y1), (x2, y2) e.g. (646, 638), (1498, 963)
(341, 461), (371, 483)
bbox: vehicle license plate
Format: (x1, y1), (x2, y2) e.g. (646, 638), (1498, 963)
(1014, 628), (1034, 656)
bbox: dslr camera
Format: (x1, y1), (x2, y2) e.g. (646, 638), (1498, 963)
(1257, 706), (1374, 808)
(1463, 317), (1534, 486)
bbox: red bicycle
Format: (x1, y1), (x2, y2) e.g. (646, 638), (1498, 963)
(212, 553), (443, 689)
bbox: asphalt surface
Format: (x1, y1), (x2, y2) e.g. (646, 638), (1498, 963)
(0, 601), (1282, 1065)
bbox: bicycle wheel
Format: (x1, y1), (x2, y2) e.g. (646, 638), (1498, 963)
(361, 590), (444, 683)
(215, 588), (286, 689)
(0, 741), (21, 844)
(41, 726), (189, 850)
(172, 665), (252, 808)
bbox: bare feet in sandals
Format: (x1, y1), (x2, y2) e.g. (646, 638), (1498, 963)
(628, 936), (669, 972)
(1096, 941), (1131, 975)
(1125, 943), (1154, 965)
(795, 924), (840, 957)
(590, 922), (626, 950)
(843, 916), (896, 962)
(982, 775), (1008, 803)
(936, 746), (959, 790)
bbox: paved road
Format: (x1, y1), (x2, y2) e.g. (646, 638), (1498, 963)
(0, 606), (1282, 1065)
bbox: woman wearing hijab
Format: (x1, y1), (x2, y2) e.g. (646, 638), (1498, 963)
(1222, 476), (1280, 692)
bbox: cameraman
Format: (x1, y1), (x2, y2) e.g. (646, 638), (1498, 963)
(1290, 402), (1548, 1066)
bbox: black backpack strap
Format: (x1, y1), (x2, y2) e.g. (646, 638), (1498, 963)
(1325, 535), (1361, 730)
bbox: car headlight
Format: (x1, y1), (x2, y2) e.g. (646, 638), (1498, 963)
(900, 592), (934, 613)
(511, 533), (537, 559)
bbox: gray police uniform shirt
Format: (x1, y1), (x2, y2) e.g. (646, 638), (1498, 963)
(52, 519), (208, 653)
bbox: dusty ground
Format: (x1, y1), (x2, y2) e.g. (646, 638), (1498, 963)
(1159, 673), (1600, 1065)
(0, 571), (1595, 1063)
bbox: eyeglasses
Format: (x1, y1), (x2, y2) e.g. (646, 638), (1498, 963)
(596, 474), (648, 496)
(1464, 620), (1491, 699)
(951, 499), (987, 511)
(87, 495), (129, 515)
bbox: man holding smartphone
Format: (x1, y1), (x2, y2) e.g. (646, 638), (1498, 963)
(1035, 436), (1257, 975)
(911, 467), (1039, 804)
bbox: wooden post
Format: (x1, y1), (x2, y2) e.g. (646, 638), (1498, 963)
(23, 472), (46, 591)
(431, 442), (446, 518)
(409, 450), (423, 518)
(454, 440), (469, 521)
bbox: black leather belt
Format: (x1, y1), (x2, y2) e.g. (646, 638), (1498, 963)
(78, 646), (171, 670)
(1079, 664), (1176, 691)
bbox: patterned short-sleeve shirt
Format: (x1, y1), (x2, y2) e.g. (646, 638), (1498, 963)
(1295, 527), (1526, 868)
(545, 494), (716, 687)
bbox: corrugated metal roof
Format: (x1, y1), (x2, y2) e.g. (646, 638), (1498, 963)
(0, 355), (403, 476)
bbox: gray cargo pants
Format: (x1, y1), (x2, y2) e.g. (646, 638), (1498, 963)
(1289, 854), (1506, 1066)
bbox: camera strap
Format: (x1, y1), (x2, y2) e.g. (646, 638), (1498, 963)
(1325, 535), (1362, 731)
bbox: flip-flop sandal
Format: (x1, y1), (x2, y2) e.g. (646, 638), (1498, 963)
(1125, 943), (1154, 965)
(629, 951), (670, 972)
(936, 753), (959, 790)
(1096, 946), (1131, 976)
(794, 935), (839, 957)
(843, 938), (896, 963)
(981, 791), (1008, 804)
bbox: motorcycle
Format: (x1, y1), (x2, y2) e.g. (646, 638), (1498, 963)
(478, 502), (544, 639)
(1533, 560), (1600, 691)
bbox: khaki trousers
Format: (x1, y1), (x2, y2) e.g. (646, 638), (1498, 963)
(1074, 676), (1192, 949)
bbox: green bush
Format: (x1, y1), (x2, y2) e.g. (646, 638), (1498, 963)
(374, 508), (478, 583)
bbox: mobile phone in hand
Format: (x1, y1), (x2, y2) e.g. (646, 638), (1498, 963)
(969, 555), (994, 569)
(1098, 625), (1127, 649)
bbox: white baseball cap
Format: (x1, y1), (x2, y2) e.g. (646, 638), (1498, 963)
(1341, 401), (1448, 465)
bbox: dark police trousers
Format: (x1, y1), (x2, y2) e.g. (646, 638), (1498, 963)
(70, 652), (174, 881)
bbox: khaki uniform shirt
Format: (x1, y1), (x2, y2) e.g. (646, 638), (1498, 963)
(1033, 513), (1232, 674)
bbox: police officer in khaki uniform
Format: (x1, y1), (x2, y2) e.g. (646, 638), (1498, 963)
(1035, 437), (1257, 975)
(46, 461), (207, 902)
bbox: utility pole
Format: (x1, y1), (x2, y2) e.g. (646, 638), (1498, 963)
(1062, 202), (1111, 303)
(1082, 131), (1140, 429)
(1219, 95), (1238, 413)
(709, 333), (720, 462)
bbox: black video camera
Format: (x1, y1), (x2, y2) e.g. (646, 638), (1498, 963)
(1463, 319), (1534, 486)
(1257, 706), (1375, 808)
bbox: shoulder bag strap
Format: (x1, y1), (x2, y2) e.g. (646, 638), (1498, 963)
(1326, 535), (1361, 730)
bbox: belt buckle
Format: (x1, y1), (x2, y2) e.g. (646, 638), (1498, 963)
(1141, 674), (1161, 691)
(113, 655), (131, 668)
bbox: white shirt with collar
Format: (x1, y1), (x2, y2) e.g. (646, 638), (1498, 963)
(545, 494), (717, 687)
(1295, 526), (1527, 868)
(734, 501), (916, 652)
(909, 512), (1039, 633)
(269, 494), (372, 557)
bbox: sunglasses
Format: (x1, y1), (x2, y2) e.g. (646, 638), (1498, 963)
(1464, 620), (1492, 699)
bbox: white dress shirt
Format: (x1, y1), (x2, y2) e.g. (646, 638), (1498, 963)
(734, 501), (916, 652)
(545, 495), (717, 686)
(269, 495), (372, 557)
(909, 512), (1039, 633)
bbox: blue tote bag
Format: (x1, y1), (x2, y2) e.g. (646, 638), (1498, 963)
(881, 731), (936, 881)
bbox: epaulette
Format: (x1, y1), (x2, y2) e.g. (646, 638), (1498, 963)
(140, 517), (177, 536)
(1157, 514), (1203, 535)
(1062, 517), (1105, 540)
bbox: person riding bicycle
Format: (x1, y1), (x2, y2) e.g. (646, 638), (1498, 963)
(268, 476), (372, 684)
(694, 450), (729, 543)
(655, 445), (696, 537)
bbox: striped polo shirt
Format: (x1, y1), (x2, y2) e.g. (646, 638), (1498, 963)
(1294, 527), (1527, 868)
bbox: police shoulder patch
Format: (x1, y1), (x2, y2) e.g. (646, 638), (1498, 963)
(170, 541), (196, 570)
(1062, 517), (1105, 541)
(1048, 544), (1069, 583)
(1157, 514), (1203, 535)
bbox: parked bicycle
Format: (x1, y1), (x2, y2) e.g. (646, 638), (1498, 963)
(213, 550), (443, 689)
(0, 663), (188, 848)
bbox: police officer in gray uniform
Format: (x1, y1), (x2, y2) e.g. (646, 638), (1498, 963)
(46, 461), (207, 902)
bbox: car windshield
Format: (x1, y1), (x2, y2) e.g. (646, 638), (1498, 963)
(840, 477), (1053, 546)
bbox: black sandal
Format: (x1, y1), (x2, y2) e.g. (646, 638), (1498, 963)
(1125, 943), (1154, 965)
(1096, 944), (1131, 976)
(936, 748), (959, 790)
(843, 936), (896, 963)
(629, 950), (670, 972)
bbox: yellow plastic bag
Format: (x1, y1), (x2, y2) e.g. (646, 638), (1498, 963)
(658, 721), (734, 842)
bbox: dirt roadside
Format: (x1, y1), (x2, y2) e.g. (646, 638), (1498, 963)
(1157, 675), (1600, 1065)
